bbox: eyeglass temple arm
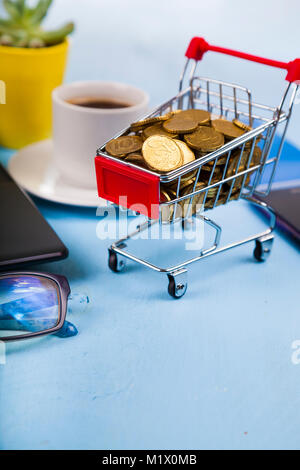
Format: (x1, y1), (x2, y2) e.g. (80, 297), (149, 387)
(54, 320), (77, 338)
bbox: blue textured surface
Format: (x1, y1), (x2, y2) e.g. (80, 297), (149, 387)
(1, 0), (300, 448)
(0, 139), (299, 450)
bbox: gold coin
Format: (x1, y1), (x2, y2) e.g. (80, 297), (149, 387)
(229, 172), (245, 192)
(226, 146), (262, 190)
(130, 115), (169, 132)
(204, 198), (216, 210)
(125, 152), (143, 159)
(180, 170), (198, 184)
(124, 153), (148, 168)
(212, 119), (245, 140)
(163, 116), (198, 134)
(165, 175), (197, 192)
(142, 135), (183, 173)
(205, 198), (217, 210)
(232, 119), (252, 132)
(203, 154), (228, 166)
(168, 189), (187, 220)
(245, 135), (262, 149)
(180, 177), (197, 190)
(227, 145), (262, 176)
(106, 135), (143, 157)
(142, 123), (178, 140)
(175, 109), (211, 125)
(201, 165), (222, 182)
(230, 189), (241, 200)
(232, 177), (244, 193)
(184, 126), (224, 152)
(181, 182), (206, 217)
(204, 185), (228, 210)
(160, 189), (183, 222)
(250, 146), (262, 166)
(215, 196), (227, 207)
(160, 190), (174, 223)
(185, 125), (214, 143)
(205, 196), (227, 210)
(172, 140), (197, 183)
(173, 140), (196, 165)
(234, 150), (250, 170)
(207, 186), (219, 199)
(208, 185), (241, 209)
(193, 149), (206, 159)
(225, 151), (245, 178)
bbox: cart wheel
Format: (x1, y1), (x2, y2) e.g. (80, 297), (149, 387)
(254, 236), (274, 262)
(108, 250), (126, 272)
(167, 270), (188, 299)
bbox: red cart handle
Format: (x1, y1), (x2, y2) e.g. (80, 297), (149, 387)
(185, 37), (300, 83)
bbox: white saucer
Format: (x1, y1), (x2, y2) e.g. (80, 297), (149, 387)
(8, 139), (107, 208)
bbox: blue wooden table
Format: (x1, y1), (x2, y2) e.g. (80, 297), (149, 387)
(0, 139), (299, 450)
(1, 0), (300, 447)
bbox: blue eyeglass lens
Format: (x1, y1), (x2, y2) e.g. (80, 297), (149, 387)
(0, 275), (60, 338)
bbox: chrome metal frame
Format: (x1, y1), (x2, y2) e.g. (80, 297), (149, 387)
(99, 59), (298, 297)
(110, 195), (276, 272)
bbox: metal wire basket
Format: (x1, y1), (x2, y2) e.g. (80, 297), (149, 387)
(95, 37), (299, 298)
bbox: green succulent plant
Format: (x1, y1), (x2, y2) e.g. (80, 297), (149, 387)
(0, 0), (74, 47)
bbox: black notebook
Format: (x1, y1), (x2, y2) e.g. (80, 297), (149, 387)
(259, 182), (300, 244)
(0, 164), (68, 268)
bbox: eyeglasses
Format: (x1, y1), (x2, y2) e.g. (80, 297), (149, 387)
(0, 272), (78, 342)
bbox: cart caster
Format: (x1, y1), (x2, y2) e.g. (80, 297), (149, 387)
(108, 250), (126, 272)
(254, 235), (274, 262)
(167, 269), (188, 299)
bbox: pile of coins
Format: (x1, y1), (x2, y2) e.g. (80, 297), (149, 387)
(105, 109), (262, 220)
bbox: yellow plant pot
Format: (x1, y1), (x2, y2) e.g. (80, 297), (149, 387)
(0, 39), (69, 149)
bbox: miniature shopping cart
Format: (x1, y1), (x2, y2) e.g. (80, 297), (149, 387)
(95, 37), (300, 298)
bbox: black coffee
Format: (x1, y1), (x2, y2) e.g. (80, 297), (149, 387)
(67, 97), (132, 109)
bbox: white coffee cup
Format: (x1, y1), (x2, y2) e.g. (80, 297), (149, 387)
(52, 81), (149, 188)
